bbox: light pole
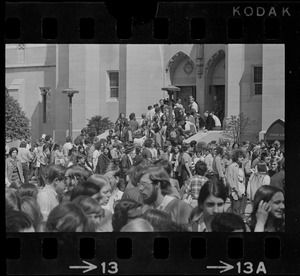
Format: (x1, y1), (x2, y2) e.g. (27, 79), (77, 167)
(62, 88), (79, 138)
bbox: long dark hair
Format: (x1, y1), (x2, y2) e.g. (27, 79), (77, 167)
(249, 185), (285, 232)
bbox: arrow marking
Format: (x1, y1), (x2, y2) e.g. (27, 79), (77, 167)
(69, 260), (97, 273)
(207, 260), (234, 273)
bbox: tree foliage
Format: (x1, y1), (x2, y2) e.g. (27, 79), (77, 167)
(86, 115), (114, 138)
(5, 90), (31, 143)
(223, 113), (256, 144)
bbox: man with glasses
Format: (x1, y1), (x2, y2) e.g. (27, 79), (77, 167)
(137, 165), (192, 225)
(37, 165), (67, 222)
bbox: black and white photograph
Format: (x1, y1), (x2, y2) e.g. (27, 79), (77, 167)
(5, 43), (285, 233)
(5, 1), (300, 275)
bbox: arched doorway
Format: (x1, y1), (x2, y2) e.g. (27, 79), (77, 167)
(166, 51), (196, 110)
(205, 50), (225, 124)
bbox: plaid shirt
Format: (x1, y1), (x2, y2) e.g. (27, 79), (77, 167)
(185, 175), (209, 200)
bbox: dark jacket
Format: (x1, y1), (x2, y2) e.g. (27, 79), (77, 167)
(205, 115), (215, 130)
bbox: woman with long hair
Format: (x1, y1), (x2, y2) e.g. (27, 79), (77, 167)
(6, 147), (24, 185)
(189, 178), (229, 232)
(72, 195), (109, 232)
(95, 146), (112, 174)
(45, 202), (89, 232)
(247, 185), (285, 232)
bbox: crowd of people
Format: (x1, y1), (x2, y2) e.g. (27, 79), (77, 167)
(6, 96), (285, 232)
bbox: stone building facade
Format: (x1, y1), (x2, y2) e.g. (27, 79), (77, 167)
(5, 44), (284, 144)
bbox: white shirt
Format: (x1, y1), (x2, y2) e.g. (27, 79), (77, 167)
(191, 102), (198, 113)
(37, 185), (59, 222)
(102, 189), (124, 214)
(212, 114), (221, 127)
(157, 195), (175, 211)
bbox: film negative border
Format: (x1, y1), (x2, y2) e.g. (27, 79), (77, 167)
(4, 2), (300, 43)
(6, 233), (300, 275)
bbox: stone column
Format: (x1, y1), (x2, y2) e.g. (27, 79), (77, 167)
(225, 44), (245, 117)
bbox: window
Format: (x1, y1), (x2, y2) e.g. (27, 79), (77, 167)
(253, 66), (262, 95)
(109, 72), (119, 98)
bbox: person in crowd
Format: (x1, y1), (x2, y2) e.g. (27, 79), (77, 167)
(37, 144), (51, 187)
(133, 146), (143, 164)
(188, 178), (228, 232)
(212, 146), (226, 184)
(203, 111), (215, 131)
(110, 144), (121, 165)
(128, 113), (139, 140)
(138, 165), (192, 224)
(182, 160), (209, 208)
(62, 136), (73, 163)
(72, 195), (111, 232)
(122, 159), (150, 204)
(77, 153), (93, 172)
(64, 164), (92, 191)
(6, 147), (24, 185)
(210, 111), (222, 130)
(51, 143), (65, 166)
(67, 147), (79, 167)
(87, 174), (112, 205)
(18, 183), (39, 199)
(178, 144), (193, 190)
(142, 208), (173, 231)
(189, 97), (199, 113)
(37, 165), (67, 222)
(204, 144), (215, 176)
(95, 146), (112, 174)
(232, 142), (239, 150)
(70, 181), (100, 201)
(115, 113), (128, 138)
(6, 210), (35, 232)
(270, 158), (285, 191)
(106, 129), (114, 145)
(30, 140), (40, 181)
(141, 138), (153, 161)
(18, 140), (33, 184)
(226, 149), (247, 218)
(87, 136), (99, 165)
(211, 212), (247, 232)
(45, 202), (89, 232)
(247, 185), (285, 232)
(92, 142), (101, 171)
(78, 144), (86, 156)
(154, 159), (181, 199)
(251, 150), (271, 171)
(6, 188), (21, 212)
(120, 144), (136, 180)
(20, 196), (43, 232)
(247, 161), (270, 203)
(268, 158), (280, 178)
(174, 102), (185, 127)
(112, 199), (142, 232)
(75, 128), (87, 146)
(120, 218), (154, 232)
(102, 162), (124, 214)
(149, 139), (158, 161)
